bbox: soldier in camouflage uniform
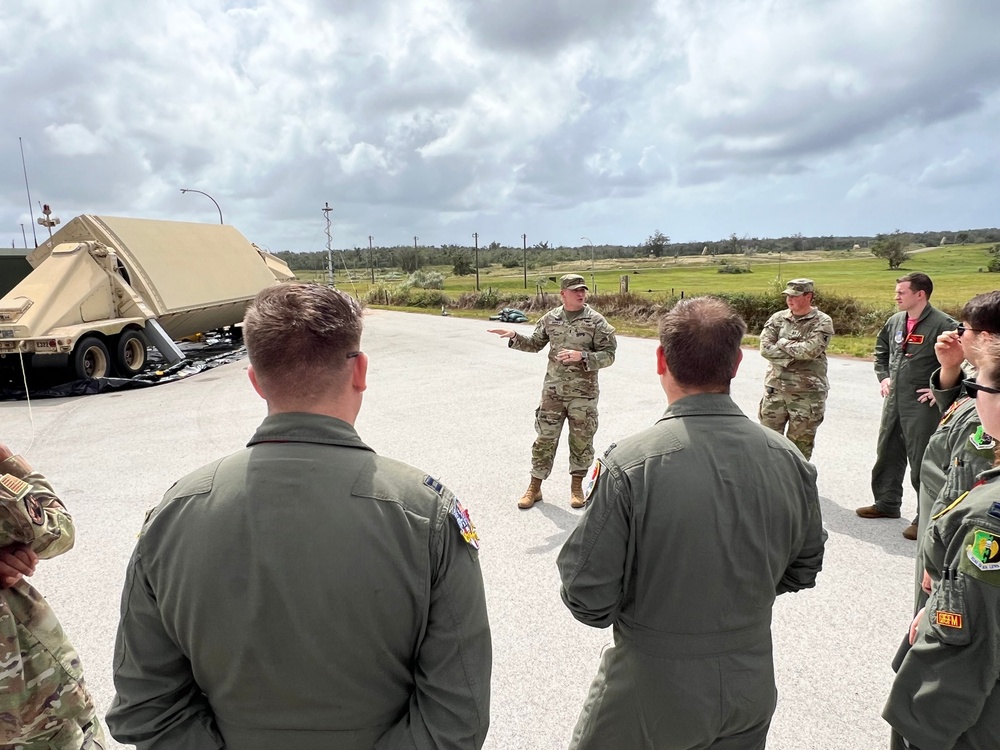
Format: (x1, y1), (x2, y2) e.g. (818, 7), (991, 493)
(0, 443), (106, 749)
(758, 278), (834, 460)
(489, 274), (617, 509)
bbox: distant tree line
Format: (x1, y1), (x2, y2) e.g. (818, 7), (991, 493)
(272, 227), (1000, 272)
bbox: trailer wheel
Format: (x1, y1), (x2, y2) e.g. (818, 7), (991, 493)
(115, 329), (148, 377)
(71, 336), (111, 380)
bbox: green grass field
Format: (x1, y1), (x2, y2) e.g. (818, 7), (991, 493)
(301, 243), (998, 308)
(296, 244), (998, 358)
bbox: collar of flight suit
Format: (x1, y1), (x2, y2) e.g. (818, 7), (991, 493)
(656, 392), (746, 422)
(246, 412), (376, 453)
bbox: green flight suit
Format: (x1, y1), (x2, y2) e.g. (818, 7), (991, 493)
(884, 467), (1000, 749)
(107, 412), (492, 750)
(558, 394), (826, 750)
(0, 454), (106, 749)
(871, 305), (956, 514)
(509, 304), (617, 478)
(911, 371), (991, 611)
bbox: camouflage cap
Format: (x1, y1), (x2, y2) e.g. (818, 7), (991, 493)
(561, 274), (588, 291)
(782, 278), (814, 296)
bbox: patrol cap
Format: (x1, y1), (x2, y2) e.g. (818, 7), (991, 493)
(561, 274), (588, 291)
(782, 278), (814, 296)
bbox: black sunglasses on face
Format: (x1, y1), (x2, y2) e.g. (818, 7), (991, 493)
(964, 379), (1000, 396)
(957, 323), (987, 337)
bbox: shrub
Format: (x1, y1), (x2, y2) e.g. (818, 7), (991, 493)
(988, 256), (1000, 273)
(402, 270), (445, 289)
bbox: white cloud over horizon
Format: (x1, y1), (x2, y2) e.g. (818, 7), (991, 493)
(3, 0), (999, 253)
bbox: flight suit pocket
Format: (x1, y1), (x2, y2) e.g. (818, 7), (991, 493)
(928, 570), (970, 646)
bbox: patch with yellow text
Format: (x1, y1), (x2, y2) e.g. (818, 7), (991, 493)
(935, 611), (963, 629)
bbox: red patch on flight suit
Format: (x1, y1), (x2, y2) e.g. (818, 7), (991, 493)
(935, 611), (963, 629)
(905, 334), (924, 345)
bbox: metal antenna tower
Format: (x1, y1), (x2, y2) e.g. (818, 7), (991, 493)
(323, 202), (334, 287)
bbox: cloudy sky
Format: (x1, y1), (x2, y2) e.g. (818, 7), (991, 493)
(2, 0), (998, 253)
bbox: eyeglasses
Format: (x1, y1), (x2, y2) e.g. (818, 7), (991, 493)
(346, 351), (362, 359)
(957, 324), (987, 337)
(963, 379), (1000, 396)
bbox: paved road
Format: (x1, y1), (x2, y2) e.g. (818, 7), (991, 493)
(2, 309), (920, 749)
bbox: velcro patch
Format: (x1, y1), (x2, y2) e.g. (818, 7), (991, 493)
(988, 502), (1000, 522)
(24, 494), (44, 525)
(967, 529), (1000, 571)
(970, 425), (996, 450)
(449, 498), (480, 550)
(935, 611), (963, 629)
(0, 473), (30, 500)
(423, 475), (444, 495)
(582, 459), (603, 501)
(905, 333), (925, 345)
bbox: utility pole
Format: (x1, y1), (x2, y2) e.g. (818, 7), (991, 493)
(323, 202), (334, 287)
(20, 224), (27, 248)
(522, 233), (527, 289)
(368, 235), (375, 283)
(473, 232), (479, 291)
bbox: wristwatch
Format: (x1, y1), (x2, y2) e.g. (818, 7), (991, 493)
(581, 351), (589, 364)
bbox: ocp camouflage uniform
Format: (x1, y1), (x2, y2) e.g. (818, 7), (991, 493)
(758, 306), (835, 459)
(509, 304), (617, 478)
(884, 466), (1000, 749)
(0, 454), (106, 749)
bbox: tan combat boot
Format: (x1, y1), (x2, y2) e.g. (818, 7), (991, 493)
(570, 474), (586, 509)
(518, 477), (543, 509)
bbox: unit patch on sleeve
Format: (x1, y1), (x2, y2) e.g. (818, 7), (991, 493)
(582, 459), (603, 501)
(935, 611), (963, 629)
(0, 473), (30, 501)
(449, 498), (480, 550)
(966, 528), (1000, 572)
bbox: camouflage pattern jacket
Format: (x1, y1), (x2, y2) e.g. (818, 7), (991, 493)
(0, 455), (101, 748)
(509, 304), (617, 399)
(759, 307), (834, 393)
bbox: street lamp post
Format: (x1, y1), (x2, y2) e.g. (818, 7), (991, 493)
(522, 233), (527, 289)
(473, 232), (479, 291)
(179, 188), (223, 224)
(581, 237), (595, 292)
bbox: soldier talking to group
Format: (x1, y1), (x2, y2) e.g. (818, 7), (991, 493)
(0, 442), (106, 748)
(857, 272), (956, 537)
(758, 278), (835, 459)
(489, 273), (617, 509)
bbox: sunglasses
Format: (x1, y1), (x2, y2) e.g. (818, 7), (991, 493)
(964, 379), (1000, 396)
(957, 323), (987, 337)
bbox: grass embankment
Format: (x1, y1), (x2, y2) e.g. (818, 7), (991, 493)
(305, 244), (999, 360)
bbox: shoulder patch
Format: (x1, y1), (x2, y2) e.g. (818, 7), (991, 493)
(449, 497), (480, 550)
(423, 475), (445, 495)
(966, 528), (1000, 572)
(0, 473), (30, 501)
(23, 494), (44, 525)
(894, 330), (905, 344)
(970, 425), (997, 451)
(582, 459), (603, 501)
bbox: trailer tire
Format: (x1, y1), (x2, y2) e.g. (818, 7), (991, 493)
(115, 329), (148, 377)
(72, 337), (111, 380)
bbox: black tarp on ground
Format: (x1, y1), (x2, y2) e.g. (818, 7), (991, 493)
(0, 335), (247, 401)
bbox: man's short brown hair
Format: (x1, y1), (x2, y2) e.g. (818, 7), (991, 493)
(659, 297), (746, 389)
(896, 272), (933, 299)
(244, 282), (364, 397)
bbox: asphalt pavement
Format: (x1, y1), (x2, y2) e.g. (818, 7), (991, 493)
(2, 309), (920, 749)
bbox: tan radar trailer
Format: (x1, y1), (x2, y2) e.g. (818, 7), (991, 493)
(0, 215), (294, 380)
